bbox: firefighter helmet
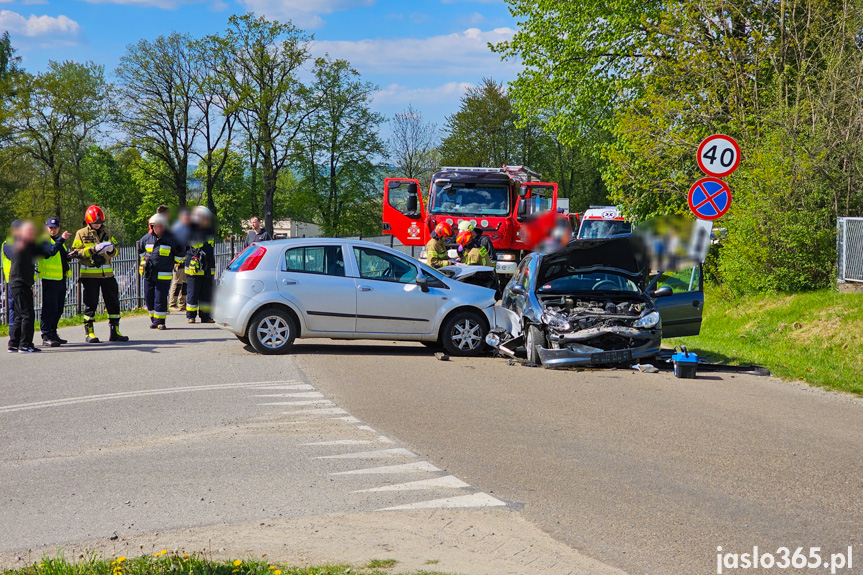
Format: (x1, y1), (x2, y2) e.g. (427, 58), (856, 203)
(148, 213), (168, 228)
(458, 220), (475, 233)
(456, 230), (472, 247)
(84, 205), (105, 225)
(434, 221), (453, 237)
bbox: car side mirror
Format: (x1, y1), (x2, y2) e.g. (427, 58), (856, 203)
(416, 275), (430, 293)
(649, 286), (673, 298)
(509, 283), (526, 296)
(519, 185), (528, 198)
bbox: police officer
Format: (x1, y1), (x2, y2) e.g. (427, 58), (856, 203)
(37, 217), (71, 347)
(71, 205), (129, 343)
(138, 213), (184, 330)
(185, 206), (216, 324)
(425, 222), (453, 268)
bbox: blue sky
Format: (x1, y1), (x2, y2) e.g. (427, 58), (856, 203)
(0, 0), (521, 130)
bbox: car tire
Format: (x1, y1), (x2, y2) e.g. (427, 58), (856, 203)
(440, 310), (488, 357)
(525, 324), (547, 365)
(236, 334), (250, 345)
(247, 308), (297, 355)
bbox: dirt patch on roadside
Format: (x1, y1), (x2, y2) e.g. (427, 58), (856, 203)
(0, 509), (625, 575)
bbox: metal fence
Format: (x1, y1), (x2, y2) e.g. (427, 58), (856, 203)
(1, 239), (241, 326)
(838, 217), (863, 283)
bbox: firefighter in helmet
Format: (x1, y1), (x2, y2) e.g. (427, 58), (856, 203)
(185, 206), (216, 324)
(70, 205), (129, 343)
(138, 213), (184, 330)
(425, 221), (452, 268)
(456, 230), (493, 267)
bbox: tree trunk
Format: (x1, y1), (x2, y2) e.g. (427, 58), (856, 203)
(263, 160), (276, 237)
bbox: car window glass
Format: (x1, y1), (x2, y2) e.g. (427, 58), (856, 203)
(654, 266), (700, 294)
(284, 246), (345, 276)
(353, 247), (418, 284)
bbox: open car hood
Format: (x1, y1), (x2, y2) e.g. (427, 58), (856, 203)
(537, 237), (649, 288)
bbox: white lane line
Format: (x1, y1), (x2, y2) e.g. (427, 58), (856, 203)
(248, 384), (313, 391)
(247, 382), (307, 388)
(353, 475), (470, 493)
(0, 381), (293, 414)
(332, 416), (361, 424)
(378, 492), (507, 511)
(331, 461), (441, 475)
(378, 436), (395, 444)
(281, 407), (348, 416)
(253, 392), (324, 399)
(357, 425), (376, 432)
(315, 448), (415, 460)
(257, 400), (333, 406)
(301, 439), (372, 446)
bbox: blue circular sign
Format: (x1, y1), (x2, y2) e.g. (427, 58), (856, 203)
(688, 177), (731, 220)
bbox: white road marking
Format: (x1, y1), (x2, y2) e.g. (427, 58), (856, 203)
(378, 492), (507, 511)
(281, 407), (348, 416)
(253, 392), (324, 398)
(0, 381), (292, 414)
(333, 416), (362, 424)
(353, 475), (470, 493)
(378, 436), (395, 444)
(315, 448), (415, 460)
(301, 439), (372, 446)
(357, 425), (376, 432)
(257, 400), (333, 406)
(331, 461), (441, 475)
(248, 384), (313, 391)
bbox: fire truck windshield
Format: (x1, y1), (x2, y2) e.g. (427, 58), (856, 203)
(429, 184), (510, 216)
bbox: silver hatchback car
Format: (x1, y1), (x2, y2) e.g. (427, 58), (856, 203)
(213, 238), (498, 356)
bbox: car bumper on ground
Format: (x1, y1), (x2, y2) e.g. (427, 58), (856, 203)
(536, 339), (661, 369)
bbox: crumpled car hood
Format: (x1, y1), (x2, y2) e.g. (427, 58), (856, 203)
(537, 237), (648, 288)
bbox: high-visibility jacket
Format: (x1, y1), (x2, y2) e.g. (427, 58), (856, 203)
(72, 224), (118, 278)
(1, 240), (11, 283)
(425, 238), (449, 268)
(185, 225), (216, 277)
(464, 246), (492, 267)
(37, 235), (70, 281)
(137, 230), (184, 282)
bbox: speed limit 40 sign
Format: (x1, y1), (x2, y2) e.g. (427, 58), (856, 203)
(697, 134), (740, 178)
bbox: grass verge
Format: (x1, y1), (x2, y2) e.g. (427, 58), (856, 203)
(2, 554), (455, 575)
(674, 287), (863, 395)
(0, 309), (150, 338)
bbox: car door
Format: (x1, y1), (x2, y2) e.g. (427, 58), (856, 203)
(278, 244), (356, 333)
(350, 246), (438, 335)
(651, 265), (704, 337)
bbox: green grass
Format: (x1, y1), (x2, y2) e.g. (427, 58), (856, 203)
(0, 309), (150, 338)
(2, 554), (456, 575)
(674, 287), (863, 395)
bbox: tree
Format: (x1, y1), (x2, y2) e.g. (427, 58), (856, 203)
(293, 58), (386, 236)
(389, 104), (439, 184)
(11, 60), (111, 220)
(116, 33), (199, 208)
(218, 13), (313, 236)
(79, 145), (142, 243)
(193, 150), (248, 237)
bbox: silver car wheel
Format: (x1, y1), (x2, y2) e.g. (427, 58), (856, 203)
(451, 318), (482, 351)
(256, 315), (291, 349)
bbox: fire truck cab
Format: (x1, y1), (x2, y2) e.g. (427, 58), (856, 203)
(382, 166), (558, 276)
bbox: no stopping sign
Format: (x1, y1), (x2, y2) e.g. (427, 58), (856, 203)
(688, 177), (731, 220)
(697, 134), (741, 178)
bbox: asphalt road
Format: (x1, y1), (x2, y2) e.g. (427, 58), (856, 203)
(295, 339), (863, 575)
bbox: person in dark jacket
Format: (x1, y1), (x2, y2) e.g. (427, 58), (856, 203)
(245, 216), (272, 246)
(185, 206), (216, 324)
(37, 217), (71, 347)
(138, 213), (184, 330)
(2, 220), (22, 346)
(8, 220), (70, 353)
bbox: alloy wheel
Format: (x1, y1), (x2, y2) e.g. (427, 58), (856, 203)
(451, 318), (482, 351)
(256, 316), (291, 349)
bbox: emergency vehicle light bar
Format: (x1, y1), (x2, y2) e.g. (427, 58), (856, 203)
(440, 165), (542, 182)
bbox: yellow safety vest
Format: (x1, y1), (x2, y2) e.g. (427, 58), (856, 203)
(37, 238), (69, 281)
(1, 241), (10, 283)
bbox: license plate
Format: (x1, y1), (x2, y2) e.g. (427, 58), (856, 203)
(590, 349), (633, 365)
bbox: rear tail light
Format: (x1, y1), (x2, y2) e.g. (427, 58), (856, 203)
(238, 246), (267, 272)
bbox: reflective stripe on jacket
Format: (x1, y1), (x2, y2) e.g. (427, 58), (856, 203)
(72, 225), (117, 277)
(137, 230), (183, 281)
(425, 238), (449, 268)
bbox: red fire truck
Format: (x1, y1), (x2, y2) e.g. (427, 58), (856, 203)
(382, 166), (558, 276)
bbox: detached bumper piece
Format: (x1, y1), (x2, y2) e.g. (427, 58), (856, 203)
(537, 341), (661, 369)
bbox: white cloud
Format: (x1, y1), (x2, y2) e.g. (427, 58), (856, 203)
(239, 0), (375, 29)
(78, 0), (204, 8)
(374, 81), (473, 106)
(314, 27), (518, 75)
(0, 10), (80, 38)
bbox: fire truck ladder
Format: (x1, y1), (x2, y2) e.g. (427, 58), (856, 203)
(440, 165), (543, 183)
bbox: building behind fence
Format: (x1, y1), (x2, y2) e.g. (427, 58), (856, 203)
(838, 217), (863, 284)
(0, 239), (241, 326)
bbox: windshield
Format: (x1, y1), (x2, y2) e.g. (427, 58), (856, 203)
(429, 183), (510, 216)
(536, 271), (640, 294)
(578, 220), (632, 239)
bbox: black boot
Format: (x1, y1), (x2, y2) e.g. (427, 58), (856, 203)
(109, 322), (129, 342)
(53, 332), (68, 345)
(85, 322), (100, 344)
(42, 334), (61, 348)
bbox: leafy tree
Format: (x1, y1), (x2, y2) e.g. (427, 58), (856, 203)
(116, 32), (199, 208)
(79, 145), (141, 242)
(389, 104), (439, 185)
(193, 150), (248, 237)
(218, 13), (313, 236)
(293, 58), (386, 236)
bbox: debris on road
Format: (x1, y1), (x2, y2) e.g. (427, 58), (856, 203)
(632, 364), (659, 373)
(434, 352), (450, 361)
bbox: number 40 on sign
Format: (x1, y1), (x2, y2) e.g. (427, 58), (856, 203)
(697, 134), (740, 178)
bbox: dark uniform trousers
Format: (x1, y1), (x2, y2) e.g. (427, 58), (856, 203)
(5, 290), (16, 348)
(145, 279), (171, 326)
(81, 277), (121, 325)
(186, 273), (213, 321)
(40, 279), (66, 337)
(9, 285), (35, 348)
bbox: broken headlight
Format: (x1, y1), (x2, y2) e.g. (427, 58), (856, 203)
(633, 310), (660, 329)
(541, 311), (572, 332)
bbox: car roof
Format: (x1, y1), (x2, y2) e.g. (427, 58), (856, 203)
(254, 237), (409, 252)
